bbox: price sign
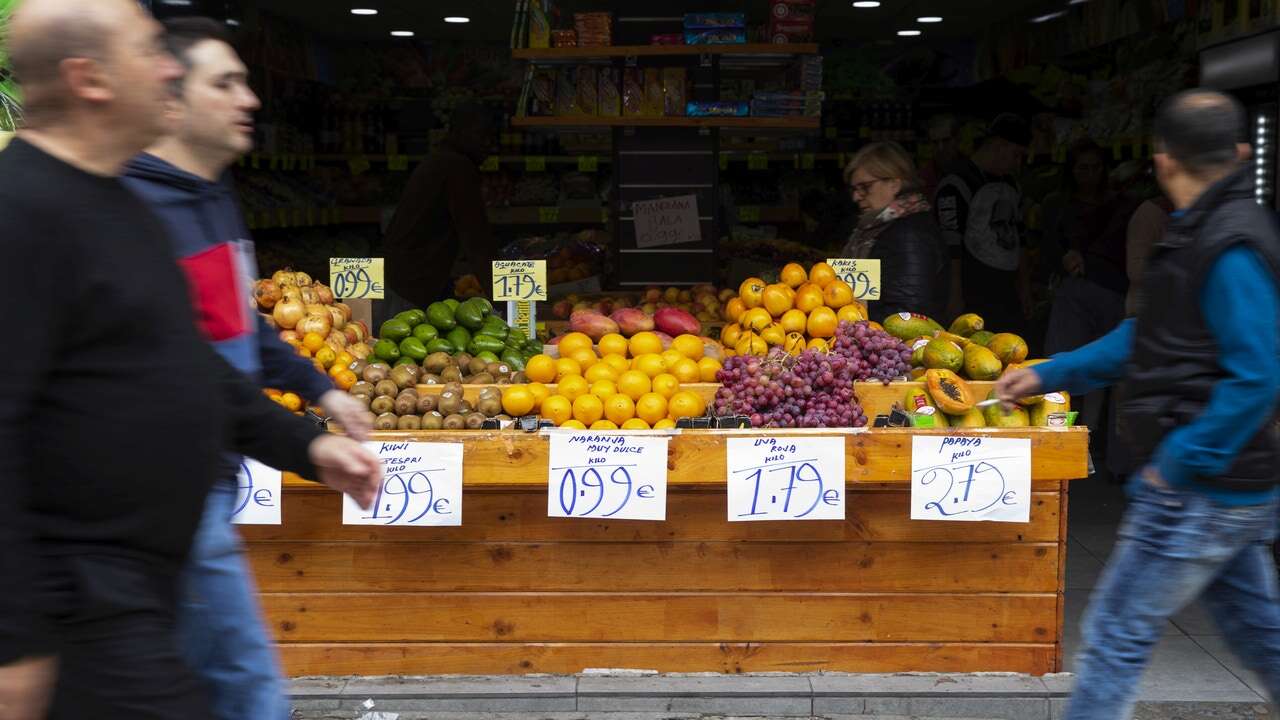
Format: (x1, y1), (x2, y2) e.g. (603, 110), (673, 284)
(632, 194), (701, 249)
(748, 153), (769, 170)
(480, 156), (500, 172)
(231, 458), (281, 525)
(738, 205), (761, 223)
(387, 154), (410, 171)
(343, 441), (463, 526)
(726, 437), (845, 521)
(910, 436), (1031, 523)
(348, 156), (372, 176)
(800, 153), (816, 170)
(577, 155), (599, 172)
(329, 257), (385, 300)
(525, 156), (547, 172)
(548, 433), (669, 521)
(538, 206), (560, 224)
(492, 260), (548, 302)
(826, 258), (881, 301)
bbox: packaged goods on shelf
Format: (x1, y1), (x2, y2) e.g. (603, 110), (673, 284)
(622, 69), (644, 116)
(768, 17), (814, 43)
(650, 33), (685, 45)
(552, 30), (577, 47)
(575, 66), (599, 116)
(531, 69), (557, 116)
(684, 12), (746, 28)
(556, 69), (579, 115)
(687, 100), (749, 117)
(770, 0), (815, 20)
(662, 68), (687, 117)
(751, 91), (824, 117)
(642, 69), (664, 117)
(793, 55), (824, 92)
(529, 0), (554, 48)
(574, 12), (613, 47)
(686, 28), (747, 45)
(598, 68), (621, 116)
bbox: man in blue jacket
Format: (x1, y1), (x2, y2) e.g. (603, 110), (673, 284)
(120, 17), (372, 720)
(998, 89), (1280, 719)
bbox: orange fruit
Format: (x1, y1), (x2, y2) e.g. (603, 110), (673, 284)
(784, 332), (807, 356)
(589, 379), (618, 399)
(584, 362), (619, 384)
(527, 382), (551, 410)
(762, 283), (794, 317)
(629, 331), (663, 357)
(621, 418), (651, 430)
(568, 347), (599, 370)
(651, 373), (681, 399)
(823, 279), (854, 309)
(572, 393), (605, 425)
(738, 277), (766, 309)
(867, 320), (885, 333)
(555, 357), (583, 381)
(617, 370), (652, 401)
(558, 332), (594, 357)
(314, 345), (337, 369)
(807, 337), (830, 353)
(501, 385), (536, 416)
(740, 307), (772, 332)
(560, 419), (587, 430)
(809, 261), (837, 289)
(541, 394), (573, 426)
(598, 333), (629, 358)
(697, 357), (722, 382)
(724, 297), (746, 323)
(672, 334), (704, 360)
(602, 353), (631, 374)
(635, 392), (669, 425)
(780, 262), (808, 289)
(296, 347), (311, 359)
(837, 304), (866, 324)
(760, 322), (786, 347)
(558, 375), (589, 402)
(653, 418), (677, 430)
(590, 419), (619, 430)
(302, 332), (327, 353)
(735, 331), (767, 357)
(604, 393), (636, 425)
(334, 369), (358, 391)
(807, 306), (838, 338)
(720, 323), (743, 348)
(280, 393), (303, 412)
(779, 308), (808, 334)
(670, 357), (701, 384)
(794, 283), (825, 313)
(333, 351), (354, 370)
(525, 354), (557, 384)
(633, 353), (667, 378)
(660, 349), (685, 371)
(668, 390), (706, 420)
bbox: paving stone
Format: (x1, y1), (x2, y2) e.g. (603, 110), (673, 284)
(1136, 637), (1264, 702)
(812, 674), (1045, 698)
(576, 694), (811, 715)
(341, 675), (576, 699)
(290, 677), (347, 697)
(863, 696), (1050, 720)
(337, 696), (577, 712)
(578, 675), (812, 697)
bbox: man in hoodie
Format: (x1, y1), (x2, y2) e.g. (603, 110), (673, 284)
(382, 102), (498, 321)
(121, 17), (372, 720)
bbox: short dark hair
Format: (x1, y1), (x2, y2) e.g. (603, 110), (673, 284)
(162, 17), (234, 69)
(982, 113), (1031, 149)
(1153, 89), (1244, 175)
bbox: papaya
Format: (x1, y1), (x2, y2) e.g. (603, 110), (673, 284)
(883, 312), (943, 342)
(904, 387), (949, 427)
(963, 343), (1003, 381)
(988, 333), (1029, 366)
(909, 367), (927, 381)
(909, 336), (931, 366)
(1030, 391), (1072, 426)
(948, 408), (987, 427)
(982, 391), (1030, 427)
(948, 313), (985, 337)
(1004, 358), (1051, 406)
(969, 330), (996, 347)
(924, 368), (975, 414)
(933, 330), (972, 348)
(921, 338), (963, 373)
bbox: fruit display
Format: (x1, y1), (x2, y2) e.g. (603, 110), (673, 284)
(255, 268), (370, 390)
(551, 284), (733, 332)
(500, 231), (609, 288)
(720, 261), (871, 358)
(345, 358), (522, 431)
(713, 346), (866, 429)
(373, 298), (543, 373)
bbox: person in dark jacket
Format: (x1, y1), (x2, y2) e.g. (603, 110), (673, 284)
(120, 18), (373, 720)
(998, 89), (1280, 720)
(839, 141), (950, 321)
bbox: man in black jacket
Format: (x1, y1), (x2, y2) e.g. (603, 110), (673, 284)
(0, 2), (381, 718)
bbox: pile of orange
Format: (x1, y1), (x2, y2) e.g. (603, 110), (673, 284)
(720, 261), (868, 357)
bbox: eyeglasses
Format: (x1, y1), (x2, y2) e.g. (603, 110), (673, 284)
(848, 177), (889, 197)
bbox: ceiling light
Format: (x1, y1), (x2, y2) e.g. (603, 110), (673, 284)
(1030, 10), (1068, 23)
(897, 29), (922, 36)
(1068, 0), (1089, 4)
(390, 30), (415, 37)
(225, 18), (240, 26)
(160, 0), (193, 5)
(852, 1), (881, 7)
(917, 16), (943, 22)
(350, 8), (378, 15)
(444, 16), (470, 23)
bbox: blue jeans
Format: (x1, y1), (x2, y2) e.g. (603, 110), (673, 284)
(178, 481), (291, 720)
(1064, 480), (1280, 719)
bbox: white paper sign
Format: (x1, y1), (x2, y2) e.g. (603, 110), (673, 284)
(910, 436), (1031, 523)
(547, 433), (669, 520)
(726, 436), (845, 521)
(632, 194), (701, 249)
(232, 458), (282, 525)
(343, 441), (463, 526)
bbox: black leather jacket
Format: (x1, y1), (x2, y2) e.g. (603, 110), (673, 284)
(863, 212), (951, 322)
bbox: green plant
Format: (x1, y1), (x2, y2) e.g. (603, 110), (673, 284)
(0, 0), (20, 132)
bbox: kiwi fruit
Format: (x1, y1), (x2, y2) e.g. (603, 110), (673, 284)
(374, 412), (398, 430)
(465, 412), (486, 429)
(443, 413), (466, 430)
(496, 375), (511, 385)
(454, 352), (473, 369)
(458, 400), (474, 415)
(440, 366), (463, 384)
(420, 373), (441, 385)
(350, 358), (369, 376)
(393, 395), (417, 416)
(511, 371), (528, 384)
(468, 357), (489, 376)
(478, 386), (502, 401)
(416, 394), (439, 414)
(461, 374), (476, 384)
(477, 396), (503, 417)
(370, 395), (396, 415)
(423, 352), (451, 374)
(397, 414), (422, 430)
(422, 411), (444, 430)
(374, 379), (399, 398)
(388, 365), (415, 390)
(362, 410), (378, 426)
(485, 362), (504, 376)
(350, 393), (372, 409)
(442, 381), (464, 396)
(468, 372), (494, 385)
(397, 387), (419, 400)
(496, 413), (512, 422)
(362, 363), (390, 384)
(350, 381), (376, 398)
(437, 391), (462, 416)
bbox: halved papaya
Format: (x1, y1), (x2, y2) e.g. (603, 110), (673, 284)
(924, 368), (975, 414)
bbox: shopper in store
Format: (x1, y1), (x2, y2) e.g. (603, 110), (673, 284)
(839, 141), (949, 321)
(116, 17), (374, 720)
(934, 113), (1031, 329)
(0, 1), (382, 718)
(382, 102), (499, 323)
(919, 114), (964, 199)
(998, 89), (1280, 720)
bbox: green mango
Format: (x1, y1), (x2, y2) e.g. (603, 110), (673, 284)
(425, 338), (456, 355)
(411, 324), (439, 344)
(446, 326), (472, 351)
(468, 335), (507, 356)
(469, 296), (495, 316)
(442, 298), (461, 312)
(455, 300), (485, 331)
(399, 336), (429, 362)
(373, 338), (401, 363)
(501, 350), (527, 372)
(475, 351), (501, 364)
(394, 356), (419, 368)
(395, 309), (427, 328)
(379, 318), (411, 343)
(479, 315), (510, 340)
(426, 302), (457, 331)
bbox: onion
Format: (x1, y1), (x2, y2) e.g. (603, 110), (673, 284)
(304, 302), (329, 318)
(281, 287), (302, 303)
(262, 313), (278, 330)
(334, 302), (353, 322)
(294, 271), (313, 286)
(314, 284), (335, 305)
(348, 342), (373, 360)
(326, 305), (346, 330)
(295, 312), (332, 337)
(278, 330), (300, 345)
(299, 286), (320, 305)
(254, 279), (282, 310)
(344, 321), (366, 344)
(272, 296), (305, 329)
(272, 269), (297, 287)
(327, 330), (349, 348)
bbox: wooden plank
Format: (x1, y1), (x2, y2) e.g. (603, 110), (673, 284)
(513, 43), (820, 59)
(247, 541), (1059, 593)
(1056, 479), (1069, 672)
(511, 116), (820, 130)
(241, 489), (1062, 543)
(278, 641), (1056, 676)
(259, 593), (1056, 643)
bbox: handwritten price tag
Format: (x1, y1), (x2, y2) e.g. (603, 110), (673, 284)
(525, 156), (547, 172)
(748, 153), (769, 171)
(231, 458), (282, 525)
(633, 195), (700, 249)
(492, 259), (548, 302)
(910, 436), (1031, 523)
(480, 156), (500, 172)
(826, 258), (881, 300)
(329, 257), (385, 300)
(577, 155), (599, 172)
(738, 206), (761, 223)
(538, 206), (560, 224)
(548, 433), (668, 520)
(343, 441), (463, 526)
(726, 437), (845, 521)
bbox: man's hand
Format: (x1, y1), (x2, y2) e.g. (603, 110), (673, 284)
(994, 367), (1043, 405)
(319, 389), (373, 442)
(0, 656), (56, 720)
(1063, 249), (1085, 276)
(308, 434), (382, 509)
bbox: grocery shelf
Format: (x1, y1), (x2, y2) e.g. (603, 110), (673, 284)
(513, 43), (818, 60)
(512, 116), (820, 130)
(246, 205), (381, 230)
(487, 207), (609, 225)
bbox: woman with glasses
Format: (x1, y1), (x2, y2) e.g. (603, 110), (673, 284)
(840, 141), (950, 322)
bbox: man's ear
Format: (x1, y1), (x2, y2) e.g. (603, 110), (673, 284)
(1238, 142), (1253, 162)
(60, 57), (113, 105)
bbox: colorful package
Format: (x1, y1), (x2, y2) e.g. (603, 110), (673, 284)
(685, 28), (747, 45)
(686, 100), (749, 117)
(650, 33), (685, 45)
(552, 29), (577, 47)
(529, 0), (552, 49)
(622, 68), (644, 116)
(556, 68), (579, 116)
(770, 0), (815, 20)
(662, 68), (687, 117)
(531, 69), (557, 116)
(642, 69), (664, 117)
(575, 66), (599, 116)
(598, 68), (621, 116)
(683, 12), (746, 29)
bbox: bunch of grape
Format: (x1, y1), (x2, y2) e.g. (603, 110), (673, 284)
(714, 348), (867, 429)
(830, 321), (912, 384)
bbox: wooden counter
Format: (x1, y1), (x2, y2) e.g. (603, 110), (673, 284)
(242, 427), (1088, 676)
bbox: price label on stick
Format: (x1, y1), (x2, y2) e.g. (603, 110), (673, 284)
(726, 437), (845, 521)
(231, 459), (282, 525)
(547, 433), (669, 521)
(343, 441), (463, 527)
(826, 258), (881, 301)
(492, 260), (547, 302)
(910, 436), (1031, 523)
(329, 257), (385, 300)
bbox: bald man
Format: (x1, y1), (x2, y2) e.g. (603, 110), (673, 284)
(0, 2), (382, 718)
